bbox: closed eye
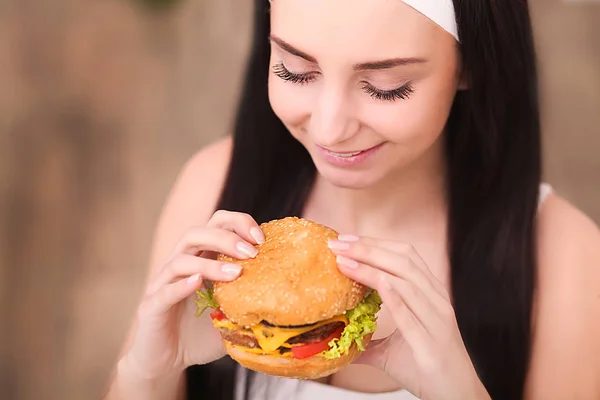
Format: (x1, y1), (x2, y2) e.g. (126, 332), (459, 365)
(272, 62), (415, 102)
(272, 63), (317, 85)
(361, 82), (415, 102)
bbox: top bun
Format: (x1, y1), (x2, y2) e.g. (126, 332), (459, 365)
(213, 217), (367, 327)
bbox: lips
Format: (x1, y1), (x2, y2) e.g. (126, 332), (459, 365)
(327, 150), (363, 158)
(316, 143), (385, 167)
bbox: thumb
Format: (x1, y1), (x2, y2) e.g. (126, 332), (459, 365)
(352, 336), (392, 370)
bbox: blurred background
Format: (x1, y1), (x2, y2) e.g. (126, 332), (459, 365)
(0, 0), (598, 399)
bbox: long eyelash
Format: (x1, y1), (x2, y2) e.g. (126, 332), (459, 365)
(362, 83), (414, 102)
(272, 62), (413, 102)
(272, 63), (316, 85)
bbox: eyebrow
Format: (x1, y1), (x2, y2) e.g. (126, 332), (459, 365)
(269, 35), (427, 71)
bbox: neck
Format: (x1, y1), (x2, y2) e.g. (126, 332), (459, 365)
(306, 139), (447, 238)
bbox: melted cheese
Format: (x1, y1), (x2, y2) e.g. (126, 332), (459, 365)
(212, 314), (349, 354)
(212, 319), (245, 331)
(230, 345), (295, 357)
(250, 315), (348, 352)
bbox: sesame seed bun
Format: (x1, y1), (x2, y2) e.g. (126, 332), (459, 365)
(213, 217), (367, 327)
(224, 334), (373, 380)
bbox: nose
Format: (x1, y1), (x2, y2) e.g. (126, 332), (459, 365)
(309, 83), (359, 148)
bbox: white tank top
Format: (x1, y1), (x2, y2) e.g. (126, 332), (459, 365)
(235, 366), (418, 400)
(235, 184), (553, 400)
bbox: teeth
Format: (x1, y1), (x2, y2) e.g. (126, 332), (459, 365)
(330, 151), (362, 157)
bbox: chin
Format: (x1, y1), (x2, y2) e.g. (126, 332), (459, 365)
(320, 173), (378, 190)
(314, 162), (388, 190)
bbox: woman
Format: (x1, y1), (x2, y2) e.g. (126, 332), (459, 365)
(105, 0), (600, 399)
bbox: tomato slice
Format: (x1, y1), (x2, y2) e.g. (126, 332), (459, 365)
(210, 308), (227, 321)
(291, 326), (345, 360)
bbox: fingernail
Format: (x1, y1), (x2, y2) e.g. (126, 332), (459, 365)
(328, 239), (350, 250)
(338, 234), (359, 242)
(221, 263), (242, 276)
(236, 242), (259, 258)
(187, 273), (201, 284)
(337, 255), (359, 269)
(250, 227), (265, 245)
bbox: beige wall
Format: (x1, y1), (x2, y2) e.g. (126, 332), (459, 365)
(0, 1), (598, 399)
(532, 0), (600, 218)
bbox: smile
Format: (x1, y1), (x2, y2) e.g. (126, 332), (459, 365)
(328, 150), (363, 158)
(317, 143), (385, 167)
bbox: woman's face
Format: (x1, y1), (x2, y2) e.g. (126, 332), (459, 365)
(268, 0), (462, 189)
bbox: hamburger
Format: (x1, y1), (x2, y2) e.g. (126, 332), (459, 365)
(194, 217), (382, 379)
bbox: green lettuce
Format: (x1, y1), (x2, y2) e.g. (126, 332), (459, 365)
(322, 290), (383, 359)
(194, 286), (219, 317)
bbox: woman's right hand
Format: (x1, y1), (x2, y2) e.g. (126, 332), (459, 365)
(120, 210), (265, 381)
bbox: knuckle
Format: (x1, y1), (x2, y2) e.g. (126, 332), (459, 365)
(396, 255), (412, 271)
(191, 256), (210, 272)
(177, 226), (203, 247)
(165, 254), (187, 271)
(185, 226), (207, 240)
(396, 242), (413, 253)
(137, 296), (156, 319)
(230, 211), (255, 226)
(376, 273), (395, 294)
(240, 212), (255, 223)
(181, 227), (214, 254)
(155, 258), (170, 275)
(145, 281), (160, 296)
(355, 242), (372, 258)
(401, 280), (418, 299)
(212, 209), (229, 219)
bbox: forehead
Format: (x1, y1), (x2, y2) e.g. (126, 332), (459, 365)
(270, 0), (448, 59)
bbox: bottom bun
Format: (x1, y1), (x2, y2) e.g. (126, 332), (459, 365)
(224, 334), (372, 380)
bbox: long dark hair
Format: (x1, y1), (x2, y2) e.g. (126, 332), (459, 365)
(186, 1), (542, 399)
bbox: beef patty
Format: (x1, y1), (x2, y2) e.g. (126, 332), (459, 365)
(220, 329), (259, 348)
(286, 321), (345, 344)
(219, 321), (345, 350)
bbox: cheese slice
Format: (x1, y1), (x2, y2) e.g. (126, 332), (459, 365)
(212, 314), (349, 353)
(230, 345), (295, 357)
(250, 315), (348, 353)
(212, 319), (249, 332)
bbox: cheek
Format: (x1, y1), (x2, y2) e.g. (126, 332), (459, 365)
(363, 78), (457, 148)
(268, 76), (312, 131)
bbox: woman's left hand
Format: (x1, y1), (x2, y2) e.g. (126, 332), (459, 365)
(328, 235), (491, 400)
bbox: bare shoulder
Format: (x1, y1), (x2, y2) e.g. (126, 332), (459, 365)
(147, 135), (233, 276)
(526, 192), (600, 399)
(537, 192), (600, 275)
(166, 135), (233, 221)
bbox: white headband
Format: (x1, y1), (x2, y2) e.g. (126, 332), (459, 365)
(268, 0), (459, 42)
(400, 0), (459, 42)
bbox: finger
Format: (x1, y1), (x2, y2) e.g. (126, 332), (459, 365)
(379, 278), (458, 377)
(140, 273), (206, 317)
(330, 238), (447, 306)
(338, 259), (443, 334)
(206, 210), (265, 245)
(354, 237), (449, 301)
(148, 254), (242, 294)
(173, 226), (259, 259)
(377, 277), (431, 356)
